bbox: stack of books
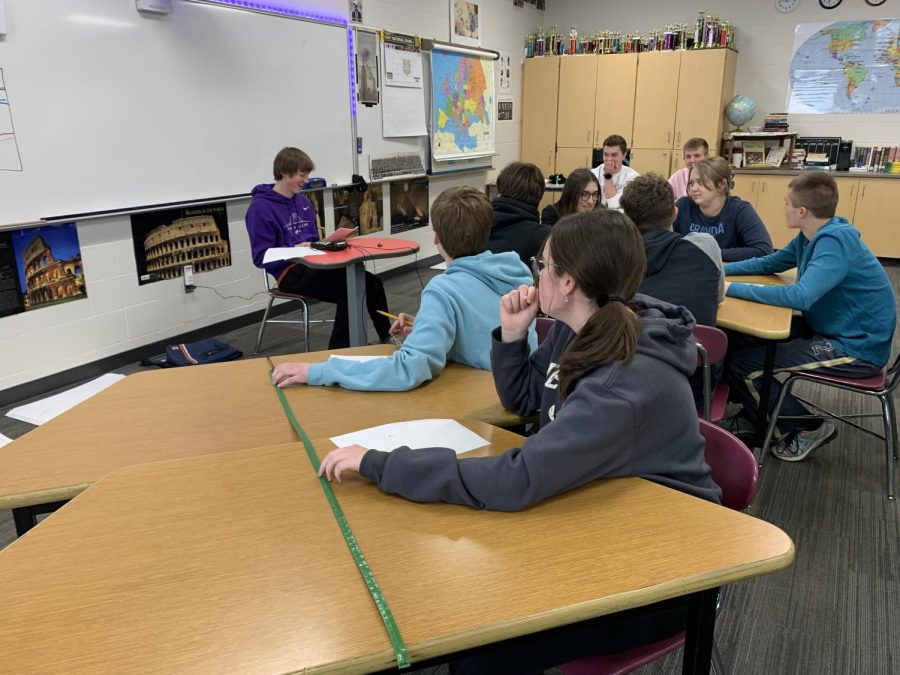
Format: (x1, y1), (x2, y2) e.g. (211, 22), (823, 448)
(848, 145), (900, 173)
(787, 147), (806, 169)
(763, 113), (789, 132)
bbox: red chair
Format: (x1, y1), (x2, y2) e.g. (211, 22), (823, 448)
(760, 354), (900, 499)
(560, 420), (758, 675)
(253, 271), (332, 354)
(536, 316), (556, 345)
(694, 325), (730, 422)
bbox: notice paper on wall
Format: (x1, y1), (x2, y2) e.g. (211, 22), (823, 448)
(330, 418), (489, 455)
(6, 373), (126, 426)
(381, 31), (427, 137)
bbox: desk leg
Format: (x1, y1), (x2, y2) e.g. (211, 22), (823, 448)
(346, 262), (367, 347)
(753, 342), (778, 450)
(12, 501), (68, 537)
(682, 587), (719, 675)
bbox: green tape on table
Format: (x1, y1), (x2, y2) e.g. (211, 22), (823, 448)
(271, 379), (410, 670)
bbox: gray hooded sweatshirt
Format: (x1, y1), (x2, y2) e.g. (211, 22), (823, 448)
(359, 294), (721, 510)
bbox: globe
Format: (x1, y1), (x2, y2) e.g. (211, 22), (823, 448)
(725, 95), (757, 131)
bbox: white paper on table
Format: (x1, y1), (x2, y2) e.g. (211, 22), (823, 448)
(0, 433), (12, 447)
(330, 419), (489, 455)
(430, 261), (447, 271)
(262, 247), (326, 264)
(329, 355), (389, 363)
(6, 373), (126, 426)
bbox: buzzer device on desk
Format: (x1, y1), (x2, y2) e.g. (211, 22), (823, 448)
(310, 240), (348, 251)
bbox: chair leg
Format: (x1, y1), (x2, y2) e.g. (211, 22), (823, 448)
(760, 376), (794, 468)
(889, 394), (899, 461)
(254, 297), (276, 354)
(711, 642), (727, 675)
(300, 299), (310, 353)
(880, 394), (896, 500)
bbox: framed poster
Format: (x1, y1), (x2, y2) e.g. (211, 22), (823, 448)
(450, 0), (481, 47)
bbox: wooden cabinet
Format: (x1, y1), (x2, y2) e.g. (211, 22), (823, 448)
(673, 49), (737, 149)
(629, 148), (674, 177)
(853, 180), (900, 258)
(632, 51), (681, 149)
(593, 53), (638, 147)
(521, 57), (560, 178)
(555, 147), (594, 177)
(832, 176), (860, 222)
(730, 173), (900, 257)
(753, 176), (794, 249)
(557, 56), (598, 148)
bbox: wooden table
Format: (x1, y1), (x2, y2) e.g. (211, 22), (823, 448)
(718, 274), (794, 448)
(0, 346), (520, 532)
(297, 237), (419, 346)
(0, 422), (794, 674)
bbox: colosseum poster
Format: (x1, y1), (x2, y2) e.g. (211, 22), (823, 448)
(2, 223), (86, 316)
(130, 204), (231, 286)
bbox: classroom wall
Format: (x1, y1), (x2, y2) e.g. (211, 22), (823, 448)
(545, 0), (897, 145)
(0, 0), (538, 393)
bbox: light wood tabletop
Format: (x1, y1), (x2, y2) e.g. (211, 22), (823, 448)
(717, 274), (794, 339)
(0, 346), (521, 511)
(0, 421), (794, 674)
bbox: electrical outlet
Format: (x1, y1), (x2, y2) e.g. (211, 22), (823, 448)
(183, 264), (194, 293)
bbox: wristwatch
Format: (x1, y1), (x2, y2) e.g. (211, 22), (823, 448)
(603, 172), (613, 180)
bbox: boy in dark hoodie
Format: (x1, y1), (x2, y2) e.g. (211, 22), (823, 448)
(245, 147), (392, 349)
(621, 172), (723, 327)
(487, 161), (551, 267)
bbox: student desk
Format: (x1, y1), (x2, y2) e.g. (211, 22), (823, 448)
(296, 237), (419, 346)
(0, 346), (521, 534)
(717, 274), (794, 448)
(0, 422), (794, 674)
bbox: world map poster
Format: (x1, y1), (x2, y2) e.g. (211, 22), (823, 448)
(431, 50), (495, 160)
(787, 19), (899, 114)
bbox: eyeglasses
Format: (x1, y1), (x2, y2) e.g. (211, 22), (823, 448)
(580, 191), (600, 202)
(530, 256), (561, 281)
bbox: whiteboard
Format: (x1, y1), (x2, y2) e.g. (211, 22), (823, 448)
(0, 1), (355, 226)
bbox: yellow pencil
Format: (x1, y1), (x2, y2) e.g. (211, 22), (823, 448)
(377, 310), (414, 326)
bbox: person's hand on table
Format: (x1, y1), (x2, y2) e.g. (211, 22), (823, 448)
(319, 444), (370, 482)
(500, 284), (538, 343)
(271, 362), (311, 387)
(389, 312), (415, 336)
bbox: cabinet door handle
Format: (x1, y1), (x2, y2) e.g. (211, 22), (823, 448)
(850, 184), (856, 197)
(666, 131), (671, 144)
(751, 181), (756, 193)
(761, 182), (766, 193)
(587, 130), (591, 143)
(677, 131), (681, 144)
(861, 185), (867, 197)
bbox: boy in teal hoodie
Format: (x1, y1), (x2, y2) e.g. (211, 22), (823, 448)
(271, 186), (537, 391)
(725, 172), (896, 461)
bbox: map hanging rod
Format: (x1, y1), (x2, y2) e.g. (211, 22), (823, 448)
(424, 38), (500, 60)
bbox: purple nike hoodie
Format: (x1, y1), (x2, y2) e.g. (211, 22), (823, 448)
(245, 184), (319, 280)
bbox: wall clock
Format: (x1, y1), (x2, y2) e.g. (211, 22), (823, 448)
(819, 0), (842, 8)
(775, 0), (801, 12)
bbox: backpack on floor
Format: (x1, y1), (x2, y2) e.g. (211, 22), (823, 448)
(140, 339), (242, 368)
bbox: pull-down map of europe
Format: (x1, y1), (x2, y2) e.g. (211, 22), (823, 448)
(787, 20), (899, 114)
(431, 50), (495, 160)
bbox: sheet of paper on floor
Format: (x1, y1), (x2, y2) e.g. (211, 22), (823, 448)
(6, 374), (126, 426)
(330, 418), (489, 455)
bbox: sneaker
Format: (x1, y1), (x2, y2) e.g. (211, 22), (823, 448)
(717, 413), (757, 440)
(771, 422), (837, 462)
(381, 335), (403, 347)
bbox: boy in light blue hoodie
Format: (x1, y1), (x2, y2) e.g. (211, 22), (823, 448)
(271, 186), (537, 391)
(725, 173), (895, 462)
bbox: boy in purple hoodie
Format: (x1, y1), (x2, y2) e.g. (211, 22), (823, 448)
(245, 147), (392, 348)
